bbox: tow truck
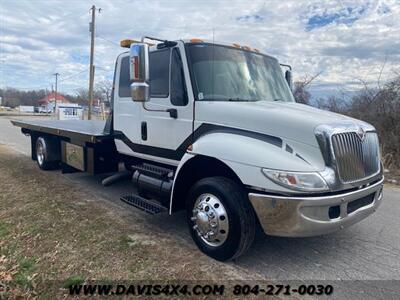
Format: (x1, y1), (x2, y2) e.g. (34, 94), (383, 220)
(12, 36), (384, 261)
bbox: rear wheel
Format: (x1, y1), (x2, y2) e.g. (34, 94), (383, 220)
(36, 137), (60, 170)
(186, 177), (255, 261)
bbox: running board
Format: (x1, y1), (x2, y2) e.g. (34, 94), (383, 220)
(120, 194), (168, 215)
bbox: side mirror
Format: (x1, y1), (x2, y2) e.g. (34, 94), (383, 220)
(285, 70), (292, 90)
(130, 43), (150, 102)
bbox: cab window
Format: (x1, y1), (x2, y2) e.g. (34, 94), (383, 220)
(118, 47), (187, 105)
(149, 49), (170, 97)
(118, 52), (169, 98)
(170, 48), (188, 106)
(118, 56), (131, 98)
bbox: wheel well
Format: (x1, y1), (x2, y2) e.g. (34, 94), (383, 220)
(171, 155), (243, 212)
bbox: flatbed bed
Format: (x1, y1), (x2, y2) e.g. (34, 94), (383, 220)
(11, 119), (117, 143)
(11, 119), (121, 174)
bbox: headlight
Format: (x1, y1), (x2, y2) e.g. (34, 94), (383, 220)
(262, 169), (329, 192)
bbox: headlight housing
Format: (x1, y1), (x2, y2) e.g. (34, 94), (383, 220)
(262, 169), (329, 192)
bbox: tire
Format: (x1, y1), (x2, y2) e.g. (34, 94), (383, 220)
(186, 177), (255, 261)
(36, 137), (60, 170)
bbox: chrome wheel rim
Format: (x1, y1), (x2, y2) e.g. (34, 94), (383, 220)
(37, 142), (44, 166)
(191, 193), (229, 247)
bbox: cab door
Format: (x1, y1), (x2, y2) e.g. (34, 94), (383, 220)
(139, 42), (194, 165)
(113, 52), (144, 156)
(114, 42), (194, 166)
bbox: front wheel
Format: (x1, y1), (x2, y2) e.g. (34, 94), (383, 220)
(186, 177), (255, 261)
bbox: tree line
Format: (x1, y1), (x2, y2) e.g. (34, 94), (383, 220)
(0, 80), (112, 108)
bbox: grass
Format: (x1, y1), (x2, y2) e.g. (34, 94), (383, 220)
(0, 145), (256, 298)
(0, 220), (10, 238)
(62, 275), (85, 288)
(14, 258), (37, 288)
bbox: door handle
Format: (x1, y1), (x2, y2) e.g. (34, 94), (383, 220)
(166, 108), (178, 119)
(141, 122), (147, 141)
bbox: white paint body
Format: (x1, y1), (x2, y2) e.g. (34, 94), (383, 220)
(113, 40), (376, 195)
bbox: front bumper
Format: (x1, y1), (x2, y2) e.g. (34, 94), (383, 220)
(249, 178), (384, 237)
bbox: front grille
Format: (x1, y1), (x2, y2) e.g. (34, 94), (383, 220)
(331, 132), (380, 183)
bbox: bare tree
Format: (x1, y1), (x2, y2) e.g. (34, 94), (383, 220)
(75, 88), (103, 106)
(75, 88), (89, 105)
(314, 71), (400, 171)
(292, 72), (322, 104)
(96, 80), (113, 103)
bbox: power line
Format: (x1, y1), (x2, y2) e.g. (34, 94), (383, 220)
(59, 69), (87, 82)
(96, 35), (120, 48)
(95, 66), (111, 71)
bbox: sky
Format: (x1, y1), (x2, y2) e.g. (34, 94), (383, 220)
(0, 0), (399, 99)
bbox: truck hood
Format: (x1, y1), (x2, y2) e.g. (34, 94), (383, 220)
(195, 101), (372, 148)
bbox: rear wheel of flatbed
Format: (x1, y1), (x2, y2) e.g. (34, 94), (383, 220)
(36, 137), (60, 170)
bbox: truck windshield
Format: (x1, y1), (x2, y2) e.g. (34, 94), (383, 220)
(186, 43), (294, 102)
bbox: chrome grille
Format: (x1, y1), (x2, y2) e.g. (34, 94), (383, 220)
(331, 132), (380, 183)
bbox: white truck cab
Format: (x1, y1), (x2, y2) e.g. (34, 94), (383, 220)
(13, 36), (384, 261)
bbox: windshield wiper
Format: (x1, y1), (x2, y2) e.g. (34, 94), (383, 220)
(227, 98), (256, 102)
(201, 97), (257, 102)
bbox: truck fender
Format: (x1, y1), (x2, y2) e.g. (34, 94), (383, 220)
(169, 152), (242, 213)
(191, 132), (319, 172)
(169, 132), (323, 213)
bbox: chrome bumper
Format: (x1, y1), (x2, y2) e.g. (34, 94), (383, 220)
(249, 178), (384, 237)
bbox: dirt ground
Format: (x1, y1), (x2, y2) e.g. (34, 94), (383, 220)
(0, 145), (263, 298)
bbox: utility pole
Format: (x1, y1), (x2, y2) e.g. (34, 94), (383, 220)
(88, 5), (100, 120)
(53, 72), (59, 112)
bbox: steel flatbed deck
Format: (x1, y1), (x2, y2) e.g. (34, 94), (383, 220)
(11, 119), (119, 143)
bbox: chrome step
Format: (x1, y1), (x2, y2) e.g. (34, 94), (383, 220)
(120, 194), (168, 215)
(131, 163), (173, 180)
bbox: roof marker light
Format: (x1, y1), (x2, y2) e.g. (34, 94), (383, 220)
(190, 38), (204, 43)
(120, 39), (155, 48)
(120, 39), (139, 48)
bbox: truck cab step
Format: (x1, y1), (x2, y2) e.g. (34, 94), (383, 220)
(120, 194), (168, 215)
(131, 163), (174, 180)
